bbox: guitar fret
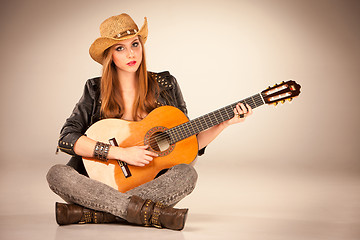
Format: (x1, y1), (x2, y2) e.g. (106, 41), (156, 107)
(190, 121), (196, 136)
(225, 108), (230, 119)
(184, 123), (189, 137)
(167, 129), (174, 143)
(182, 124), (187, 139)
(220, 108), (229, 121)
(214, 110), (222, 125)
(178, 125), (183, 141)
(249, 97), (255, 108)
(202, 116), (209, 129)
(213, 110), (220, 124)
(243, 98), (249, 107)
(210, 112), (217, 125)
(254, 95), (261, 106)
(176, 127), (181, 142)
(202, 115), (207, 129)
(204, 114), (211, 128)
(195, 120), (201, 133)
(195, 118), (203, 133)
(250, 96), (255, 108)
(219, 110), (225, 122)
(253, 96), (259, 107)
(190, 122), (196, 136)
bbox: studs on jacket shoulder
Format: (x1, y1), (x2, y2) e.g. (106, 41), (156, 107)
(150, 72), (172, 89)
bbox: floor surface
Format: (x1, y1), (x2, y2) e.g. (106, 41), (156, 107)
(1, 160), (360, 240)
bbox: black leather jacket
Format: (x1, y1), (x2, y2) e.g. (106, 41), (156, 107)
(57, 71), (205, 175)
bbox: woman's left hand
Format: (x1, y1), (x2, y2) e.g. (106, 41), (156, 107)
(222, 103), (253, 127)
(197, 103), (253, 149)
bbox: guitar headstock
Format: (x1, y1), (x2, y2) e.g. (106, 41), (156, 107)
(261, 80), (301, 105)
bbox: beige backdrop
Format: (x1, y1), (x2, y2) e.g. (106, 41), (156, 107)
(0, 0), (359, 226)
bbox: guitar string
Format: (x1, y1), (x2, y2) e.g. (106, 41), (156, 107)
(150, 95), (265, 145)
(125, 100), (262, 148)
(103, 88), (291, 153)
(104, 88), (293, 151)
(124, 95), (266, 147)
(142, 87), (298, 147)
(134, 96), (265, 148)
(118, 96), (265, 149)
(120, 110), (256, 150)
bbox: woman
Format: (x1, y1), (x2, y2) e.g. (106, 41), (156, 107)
(47, 13), (252, 231)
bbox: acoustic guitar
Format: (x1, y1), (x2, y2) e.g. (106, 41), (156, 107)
(83, 80), (301, 192)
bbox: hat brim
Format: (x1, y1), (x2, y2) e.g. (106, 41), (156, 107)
(89, 17), (148, 64)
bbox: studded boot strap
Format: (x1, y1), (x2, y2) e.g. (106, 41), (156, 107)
(151, 202), (166, 228)
(142, 199), (154, 226)
(79, 209), (93, 223)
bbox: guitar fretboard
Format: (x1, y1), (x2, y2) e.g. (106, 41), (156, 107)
(167, 93), (265, 144)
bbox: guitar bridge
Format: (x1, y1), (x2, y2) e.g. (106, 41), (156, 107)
(109, 138), (132, 178)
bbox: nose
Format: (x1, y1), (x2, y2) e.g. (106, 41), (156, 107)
(128, 48), (135, 58)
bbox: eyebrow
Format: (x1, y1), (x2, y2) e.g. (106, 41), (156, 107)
(114, 38), (139, 47)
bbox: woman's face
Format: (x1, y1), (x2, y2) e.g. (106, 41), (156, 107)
(112, 36), (143, 74)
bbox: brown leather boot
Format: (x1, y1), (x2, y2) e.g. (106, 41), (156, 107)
(55, 202), (124, 225)
(125, 195), (188, 230)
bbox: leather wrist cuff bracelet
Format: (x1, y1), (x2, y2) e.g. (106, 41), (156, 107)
(93, 141), (110, 161)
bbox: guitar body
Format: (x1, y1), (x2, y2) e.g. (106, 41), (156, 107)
(83, 106), (199, 193)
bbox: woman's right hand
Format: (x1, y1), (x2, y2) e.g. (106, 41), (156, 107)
(111, 145), (158, 167)
(74, 136), (158, 167)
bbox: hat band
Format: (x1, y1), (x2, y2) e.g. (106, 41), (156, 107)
(114, 29), (138, 39)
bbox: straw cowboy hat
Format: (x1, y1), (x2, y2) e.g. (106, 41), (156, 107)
(89, 13), (148, 64)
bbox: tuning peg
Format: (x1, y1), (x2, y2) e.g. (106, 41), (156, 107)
(273, 102), (278, 106)
(273, 83), (278, 87)
(281, 100), (285, 104)
(288, 98), (293, 102)
(267, 86), (271, 89)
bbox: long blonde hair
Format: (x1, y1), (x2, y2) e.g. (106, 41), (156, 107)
(100, 37), (159, 120)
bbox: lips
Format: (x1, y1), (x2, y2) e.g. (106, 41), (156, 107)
(127, 61), (137, 66)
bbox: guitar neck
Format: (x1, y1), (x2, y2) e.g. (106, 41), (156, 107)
(168, 93), (265, 144)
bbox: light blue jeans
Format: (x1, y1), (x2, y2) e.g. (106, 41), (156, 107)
(46, 163), (197, 218)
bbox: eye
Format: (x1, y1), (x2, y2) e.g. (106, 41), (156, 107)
(132, 41), (139, 47)
(115, 46), (124, 51)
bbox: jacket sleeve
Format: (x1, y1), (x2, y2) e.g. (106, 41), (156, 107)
(169, 75), (206, 156)
(57, 80), (96, 156)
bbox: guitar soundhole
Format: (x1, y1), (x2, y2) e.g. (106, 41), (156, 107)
(150, 131), (170, 151)
(145, 126), (175, 157)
